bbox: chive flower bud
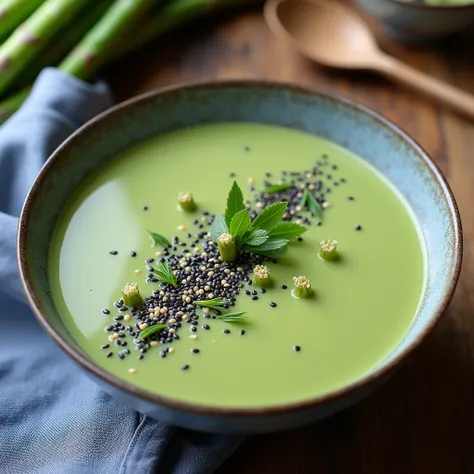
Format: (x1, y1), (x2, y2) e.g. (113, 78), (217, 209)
(252, 265), (272, 288)
(121, 283), (142, 308)
(177, 192), (196, 211)
(217, 233), (237, 262)
(319, 239), (338, 261)
(292, 276), (312, 298)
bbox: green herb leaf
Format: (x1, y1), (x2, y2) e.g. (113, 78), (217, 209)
(300, 189), (323, 219)
(147, 230), (171, 247)
(299, 190), (309, 208)
(214, 312), (248, 322)
(229, 208), (251, 246)
(246, 237), (289, 253)
(251, 202), (288, 231)
(195, 297), (229, 312)
(306, 191), (323, 219)
(138, 324), (168, 340)
(264, 183), (294, 194)
(269, 222), (307, 239)
(242, 229), (269, 246)
(225, 181), (246, 227)
(211, 214), (228, 241)
(154, 260), (178, 288)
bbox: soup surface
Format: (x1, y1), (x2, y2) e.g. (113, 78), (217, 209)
(49, 123), (426, 408)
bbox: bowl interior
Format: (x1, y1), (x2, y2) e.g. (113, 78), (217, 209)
(18, 82), (461, 406)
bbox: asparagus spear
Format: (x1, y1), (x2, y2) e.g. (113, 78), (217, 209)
(59, 0), (156, 80)
(0, 0), (91, 96)
(0, 0), (45, 43)
(12, 0), (114, 93)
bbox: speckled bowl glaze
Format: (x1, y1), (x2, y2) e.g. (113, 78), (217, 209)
(18, 82), (462, 434)
(356, 0), (474, 43)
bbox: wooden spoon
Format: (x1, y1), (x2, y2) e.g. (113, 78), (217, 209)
(264, 0), (474, 119)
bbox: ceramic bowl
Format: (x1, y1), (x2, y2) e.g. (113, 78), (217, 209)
(356, 0), (474, 43)
(17, 81), (462, 434)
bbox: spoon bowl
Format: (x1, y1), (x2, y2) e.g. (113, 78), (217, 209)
(265, 0), (380, 69)
(264, 0), (474, 119)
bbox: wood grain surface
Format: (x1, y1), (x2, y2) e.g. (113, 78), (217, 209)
(105, 2), (474, 472)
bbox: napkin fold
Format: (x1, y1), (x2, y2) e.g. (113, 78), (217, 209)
(0, 68), (241, 474)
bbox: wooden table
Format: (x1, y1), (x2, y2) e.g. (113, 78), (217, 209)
(106, 2), (474, 472)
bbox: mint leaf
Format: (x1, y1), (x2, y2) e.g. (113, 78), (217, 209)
(147, 231), (170, 247)
(246, 237), (288, 252)
(252, 202), (287, 231)
(211, 214), (228, 241)
(269, 222), (307, 239)
(243, 229), (268, 246)
(214, 312), (248, 322)
(264, 184), (294, 194)
(230, 209), (251, 238)
(225, 181), (245, 227)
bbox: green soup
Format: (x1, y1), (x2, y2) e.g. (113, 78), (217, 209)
(49, 123), (426, 408)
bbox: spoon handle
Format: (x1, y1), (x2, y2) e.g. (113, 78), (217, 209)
(376, 54), (474, 120)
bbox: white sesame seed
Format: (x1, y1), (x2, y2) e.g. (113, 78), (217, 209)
(185, 266), (191, 272)
(194, 247), (201, 253)
(186, 276), (192, 282)
(207, 271), (214, 277)
(306, 173), (313, 179)
(201, 252), (208, 257)
(160, 291), (165, 296)
(124, 315), (132, 322)
(148, 308), (154, 313)
(299, 183), (305, 189)
(169, 318), (176, 324)
(150, 341), (159, 347)
(177, 225), (186, 231)
(198, 289), (204, 295)
(248, 177), (255, 184)
(322, 201), (332, 209)
(186, 253), (192, 258)
(296, 219), (304, 225)
(162, 296), (168, 302)
(134, 269), (141, 275)
(201, 216), (207, 223)
(205, 286), (211, 291)
(177, 311), (184, 316)
(215, 264), (221, 269)
(224, 269), (231, 274)
(224, 283), (230, 288)
(182, 314), (188, 321)
(185, 297), (192, 303)
(160, 308), (167, 314)
(189, 335), (198, 340)
(128, 368), (137, 374)
(203, 307), (210, 314)
(208, 293), (214, 299)
(237, 267), (243, 272)
(180, 262), (186, 268)
(230, 272), (236, 277)
(168, 347), (175, 354)
(295, 205), (302, 212)
(108, 335), (115, 342)
(256, 202), (263, 209)
(200, 266), (207, 271)
(155, 251), (163, 257)
(308, 184), (315, 190)
(169, 328), (176, 334)
(221, 280), (227, 285)
(139, 323), (148, 330)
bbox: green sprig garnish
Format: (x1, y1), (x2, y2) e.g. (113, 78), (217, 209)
(264, 183), (294, 194)
(211, 181), (308, 260)
(214, 312), (248, 322)
(300, 189), (323, 219)
(154, 260), (178, 288)
(195, 297), (229, 312)
(138, 324), (168, 340)
(147, 230), (171, 247)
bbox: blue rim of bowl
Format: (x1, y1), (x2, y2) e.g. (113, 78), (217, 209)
(17, 80), (463, 417)
(389, 0), (474, 10)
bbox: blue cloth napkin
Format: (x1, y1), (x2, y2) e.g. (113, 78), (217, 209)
(0, 68), (241, 474)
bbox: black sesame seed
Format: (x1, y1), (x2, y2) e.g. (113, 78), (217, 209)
(243, 146), (250, 152)
(145, 258), (154, 263)
(348, 196), (354, 201)
(130, 251), (137, 257)
(229, 172), (236, 178)
(118, 353), (125, 359)
(297, 237), (304, 242)
(109, 250), (118, 255)
(223, 329), (230, 334)
(102, 308), (110, 315)
(101, 344), (110, 349)
(245, 290), (251, 295)
(240, 330), (246, 335)
(138, 354), (144, 360)
(114, 315), (124, 321)
(269, 302), (277, 308)
(181, 364), (190, 370)
(106, 352), (113, 358)
(190, 326), (197, 332)
(355, 225), (362, 231)
(191, 348), (200, 354)
(260, 288), (266, 294)
(281, 285), (288, 290)
(252, 290), (257, 296)
(251, 296), (258, 301)
(202, 324), (210, 330)
(293, 345), (301, 352)
(142, 206), (148, 211)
